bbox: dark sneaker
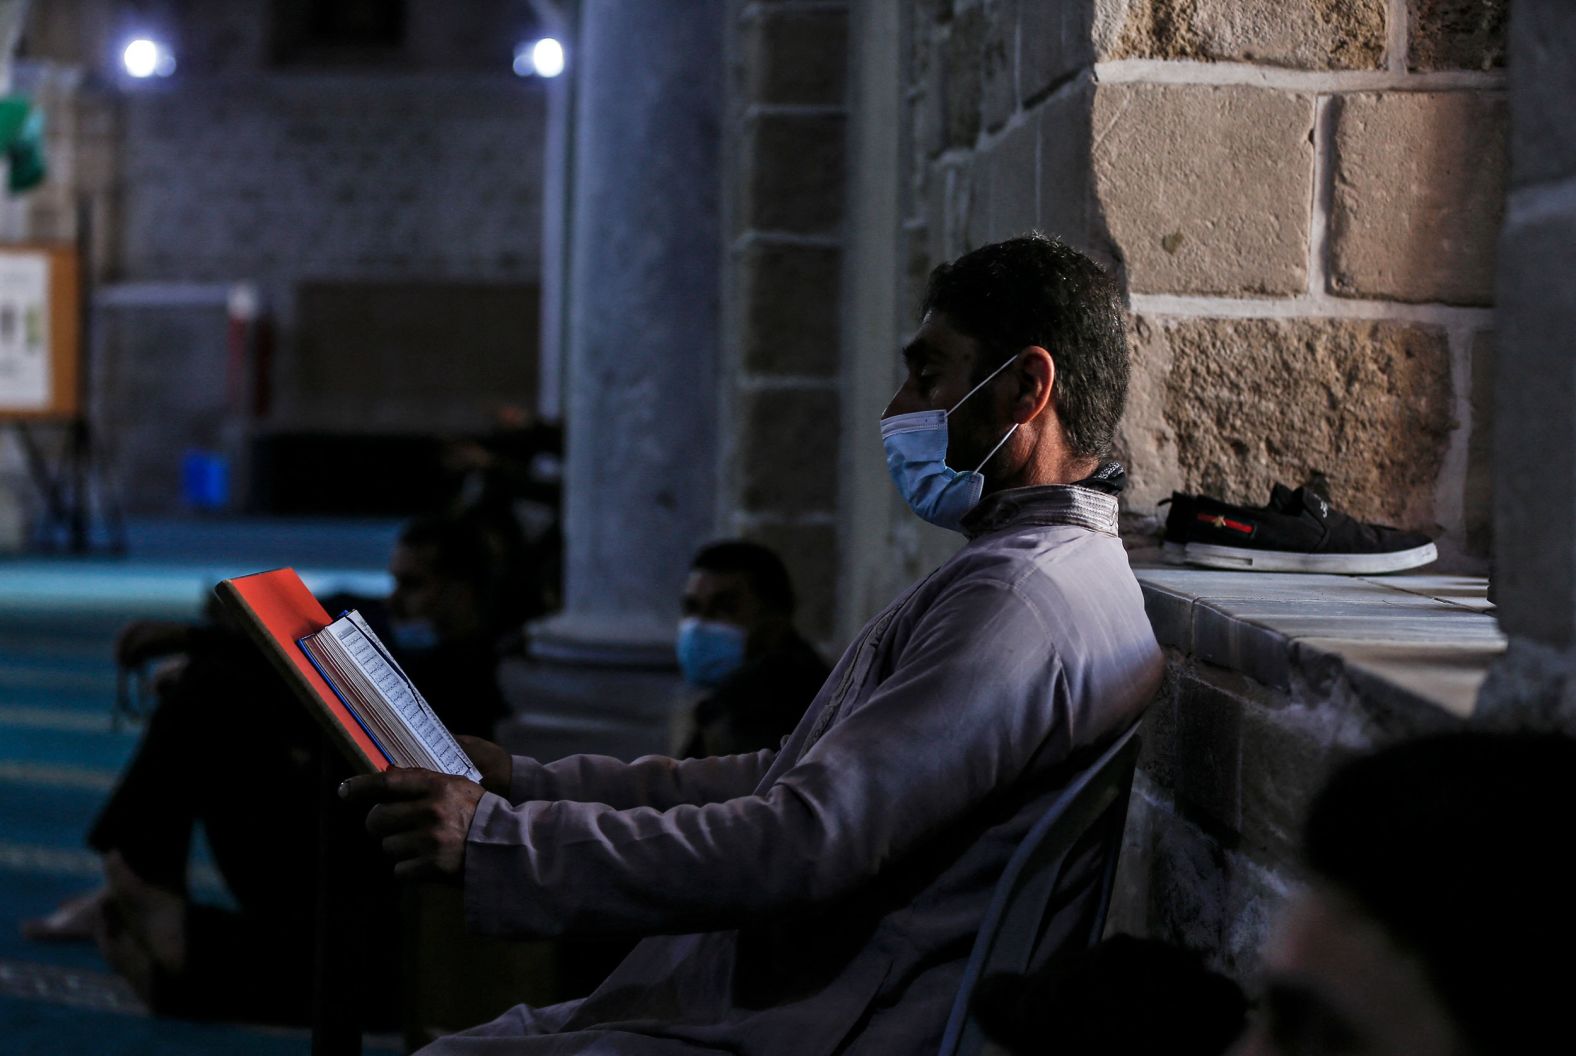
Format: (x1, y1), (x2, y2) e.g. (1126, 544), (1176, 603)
(1158, 492), (1195, 564)
(1180, 481), (1436, 574)
(1162, 492), (1267, 561)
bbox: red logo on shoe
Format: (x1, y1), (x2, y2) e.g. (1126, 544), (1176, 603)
(1196, 512), (1255, 535)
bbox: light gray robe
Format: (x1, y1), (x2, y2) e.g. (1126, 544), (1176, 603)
(428, 484), (1164, 1055)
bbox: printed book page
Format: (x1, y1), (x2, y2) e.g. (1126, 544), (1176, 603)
(307, 612), (480, 782)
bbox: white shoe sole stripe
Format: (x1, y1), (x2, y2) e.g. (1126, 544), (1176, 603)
(1181, 541), (1438, 574)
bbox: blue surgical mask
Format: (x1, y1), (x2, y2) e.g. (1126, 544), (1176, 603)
(676, 617), (747, 687)
(880, 355), (1021, 532)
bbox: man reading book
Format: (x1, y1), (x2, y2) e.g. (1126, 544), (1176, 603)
(25, 513), (521, 1024)
(343, 235), (1165, 1055)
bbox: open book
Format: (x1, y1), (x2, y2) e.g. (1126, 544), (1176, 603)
(299, 611), (480, 781)
(215, 568), (479, 780)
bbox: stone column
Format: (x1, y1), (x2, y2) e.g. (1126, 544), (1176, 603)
(1477, 0), (1576, 726)
(516, 1), (723, 695)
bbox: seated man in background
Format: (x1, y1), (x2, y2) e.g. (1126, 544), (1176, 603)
(1232, 730), (1576, 1056)
(22, 512), (523, 1025)
(675, 540), (829, 758)
(346, 233), (1165, 1055)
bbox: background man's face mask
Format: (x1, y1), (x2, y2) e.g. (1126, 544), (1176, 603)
(676, 617), (747, 687)
(880, 355), (1020, 532)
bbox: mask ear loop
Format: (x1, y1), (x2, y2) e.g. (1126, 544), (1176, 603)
(946, 352), (1020, 417)
(951, 353), (1022, 475)
(971, 422), (1020, 475)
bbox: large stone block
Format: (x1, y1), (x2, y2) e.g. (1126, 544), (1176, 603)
(981, 115), (1039, 243)
(904, 224), (934, 325)
(907, 8), (933, 89)
(1092, 84), (1313, 296)
(1464, 330), (1494, 557)
(738, 244), (842, 376)
(738, 520), (840, 642)
(1329, 92), (1507, 306)
(1492, 207), (1576, 648)
(1173, 673), (1243, 834)
(1507, 0), (1576, 188)
(742, 113), (847, 234)
(980, 0), (1016, 132)
(1095, 0), (1388, 70)
(1021, 0), (1094, 103)
(736, 386), (841, 515)
(743, 6), (850, 106)
(1037, 78), (1094, 251)
(1408, 0), (1507, 70)
(1119, 316), (1454, 529)
(926, 158), (975, 263)
(942, 5), (986, 148)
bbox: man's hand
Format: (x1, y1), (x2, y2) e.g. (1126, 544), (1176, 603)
(338, 769), (486, 882)
(456, 735), (513, 797)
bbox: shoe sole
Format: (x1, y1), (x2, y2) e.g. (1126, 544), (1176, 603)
(1182, 541), (1438, 575)
(1162, 541), (1188, 565)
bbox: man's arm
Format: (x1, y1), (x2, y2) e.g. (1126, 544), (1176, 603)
(457, 580), (1082, 937)
(508, 749), (777, 808)
(457, 735), (776, 809)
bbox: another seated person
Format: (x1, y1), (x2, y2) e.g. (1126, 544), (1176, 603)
(675, 540), (829, 757)
(344, 234), (1165, 1054)
(1231, 730), (1576, 1056)
(23, 513), (521, 1024)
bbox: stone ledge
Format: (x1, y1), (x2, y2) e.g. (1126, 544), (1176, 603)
(1137, 567), (1503, 719)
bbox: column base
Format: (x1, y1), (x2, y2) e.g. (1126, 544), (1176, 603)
(492, 612), (689, 764)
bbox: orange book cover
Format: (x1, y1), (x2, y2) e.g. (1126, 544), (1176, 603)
(214, 568), (390, 774)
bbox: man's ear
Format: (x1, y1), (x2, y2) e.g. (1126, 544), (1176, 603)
(1012, 346), (1055, 424)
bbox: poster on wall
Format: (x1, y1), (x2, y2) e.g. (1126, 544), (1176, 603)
(0, 245), (80, 419)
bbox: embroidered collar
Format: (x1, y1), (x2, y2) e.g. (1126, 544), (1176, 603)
(960, 482), (1121, 539)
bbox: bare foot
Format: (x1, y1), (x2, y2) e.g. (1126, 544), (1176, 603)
(100, 851), (188, 978)
(21, 887), (108, 942)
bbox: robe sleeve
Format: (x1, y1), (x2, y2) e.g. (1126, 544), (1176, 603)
(465, 579), (1070, 938)
(507, 749), (777, 809)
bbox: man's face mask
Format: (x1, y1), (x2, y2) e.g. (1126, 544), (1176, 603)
(880, 354), (1020, 532)
(675, 617), (746, 688)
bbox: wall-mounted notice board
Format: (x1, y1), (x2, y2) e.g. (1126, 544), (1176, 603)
(0, 245), (80, 420)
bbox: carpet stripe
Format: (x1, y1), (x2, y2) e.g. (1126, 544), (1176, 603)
(0, 706), (123, 734)
(0, 841), (223, 893)
(0, 674), (115, 699)
(0, 958), (146, 1013)
(0, 760), (119, 792)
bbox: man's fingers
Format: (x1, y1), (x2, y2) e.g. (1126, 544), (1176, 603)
(379, 830), (434, 862)
(338, 768), (437, 806)
(392, 857), (442, 882)
(364, 799), (437, 837)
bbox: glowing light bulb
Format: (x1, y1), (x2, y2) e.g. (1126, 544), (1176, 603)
(122, 38), (175, 78)
(123, 39), (160, 78)
(532, 38), (565, 78)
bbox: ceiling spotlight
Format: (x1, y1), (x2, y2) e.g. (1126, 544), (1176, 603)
(513, 37), (565, 78)
(123, 38), (176, 78)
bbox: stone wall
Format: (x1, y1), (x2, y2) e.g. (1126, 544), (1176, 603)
(901, 0), (1506, 567)
(875, 0), (1512, 985)
(718, 0), (851, 641)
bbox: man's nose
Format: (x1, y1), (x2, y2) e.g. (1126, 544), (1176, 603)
(882, 384), (916, 420)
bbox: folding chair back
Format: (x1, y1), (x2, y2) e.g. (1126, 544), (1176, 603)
(936, 721), (1143, 1056)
